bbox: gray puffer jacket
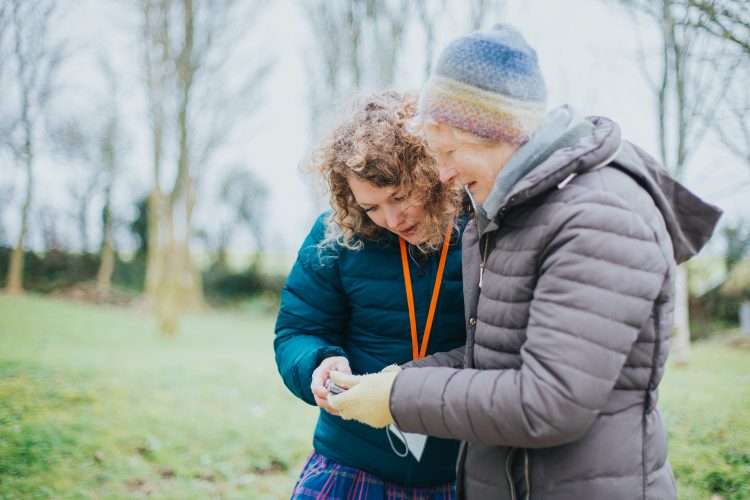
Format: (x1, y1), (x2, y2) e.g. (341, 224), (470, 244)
(390, 115), (721, 499)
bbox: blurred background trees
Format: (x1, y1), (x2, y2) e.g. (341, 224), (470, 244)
(614, 0), (750, 362)
(2, 0), (66, 295)
(0, 0), (748, 344)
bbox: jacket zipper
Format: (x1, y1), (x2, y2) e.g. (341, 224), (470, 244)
(506, 447), (518, 500)
(505, 448), (532, 500)
(524, 449), (531, 500)
(478, 234), (490, 288)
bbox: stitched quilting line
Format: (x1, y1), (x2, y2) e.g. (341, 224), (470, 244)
(526, 344), (630, 383)
(486, 369), (508, 441)
(543, 272), (659, 303)
(555, 247), (665, 276)
(461, 370), (483, 442)
(527, 323), (635, 355)
(530, 296), (645, 329)
(548, 219), (655, 244)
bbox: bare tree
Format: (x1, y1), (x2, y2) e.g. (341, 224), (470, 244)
(615, 0), (736, 364)
(0, 1), (12, 109)
(715, 68), (750, 168)
(302, 0), (412, 123)
(414, 0), (444, 79)
(0, 185), (11, 245)
(139, 0), (171, 308)
(4, 0), (65, 295)
(687, 0), (750, 55)
(95, 60), (124, 290)
(49, 119), (98, 253)
(300, 0), (411, 215)
(0, 3), (15, 250)
(687, 4), (750, 169)
(70, 165), (101, 254)
(35, 203), (63, 251)
(619, 0), (732, 364)
(49, 91), (121, 272)
(136, 0), (269, 334)
(212, 166), (269, 268)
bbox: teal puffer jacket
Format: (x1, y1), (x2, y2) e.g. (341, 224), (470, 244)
(274, 213), (466, 487)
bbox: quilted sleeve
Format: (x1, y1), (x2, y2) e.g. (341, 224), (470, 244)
(391, 189), (668, 447)
(274, 216), (349, 406)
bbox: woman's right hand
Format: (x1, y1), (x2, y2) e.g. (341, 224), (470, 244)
(311, 356), (351, 416)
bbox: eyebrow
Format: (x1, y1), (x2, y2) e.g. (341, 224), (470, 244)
(354, 188), (401, 208)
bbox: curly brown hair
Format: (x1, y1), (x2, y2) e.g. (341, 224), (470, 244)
(310, 90), (461, 252)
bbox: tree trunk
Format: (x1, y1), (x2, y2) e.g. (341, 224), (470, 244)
(181, 187), (204, 312)
(659, 0), (693, 365)
(156, 234), (182, 336)
(671, 264), (691, 365)
(668, 0), (693, 364)
(153, 0), (204, 335)
(141, 0), (168, 310)
(5, 133), (32, 295)
(97, 188), (115, 290)
(97, 239), (115, 289)
(5, 226), (27, 294)
(143, 187), (164, 305)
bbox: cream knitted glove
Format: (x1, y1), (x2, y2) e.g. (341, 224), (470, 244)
(328, 365), (401, 428)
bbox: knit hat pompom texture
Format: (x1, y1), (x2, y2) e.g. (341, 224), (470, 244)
(419, 24), (547, 144)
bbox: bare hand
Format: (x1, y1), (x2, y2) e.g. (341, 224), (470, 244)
(310, 356), (351, 416)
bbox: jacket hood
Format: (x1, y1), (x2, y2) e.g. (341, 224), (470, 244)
(489, 114), (722, 264)
(605, 122), (723, 264)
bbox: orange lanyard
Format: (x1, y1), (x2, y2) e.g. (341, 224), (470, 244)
(399, 228), (452, 360)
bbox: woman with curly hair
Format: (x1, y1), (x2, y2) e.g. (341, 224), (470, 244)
(274, 90), (467, 499)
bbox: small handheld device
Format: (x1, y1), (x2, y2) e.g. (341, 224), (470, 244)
(326, 378), (347, 395)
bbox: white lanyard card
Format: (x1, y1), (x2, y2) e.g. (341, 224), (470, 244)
(387, 423), (428, 462)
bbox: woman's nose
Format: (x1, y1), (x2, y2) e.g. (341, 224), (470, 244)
(438, 164), (458, 185)
(384, 206), (403, 229)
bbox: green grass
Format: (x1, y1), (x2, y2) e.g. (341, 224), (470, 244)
(660, 336), (750, 499)
(1, 295), (748, 499)
(0, 295), (316, 499)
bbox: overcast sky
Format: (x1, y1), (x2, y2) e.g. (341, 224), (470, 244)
(2, 0), (748, 257)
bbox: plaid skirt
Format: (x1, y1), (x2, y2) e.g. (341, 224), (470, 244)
(291, 451), (456, 500)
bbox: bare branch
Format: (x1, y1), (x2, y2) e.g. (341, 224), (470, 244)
(687, 0), (750, 55)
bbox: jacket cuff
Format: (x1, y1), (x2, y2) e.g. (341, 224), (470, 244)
(314, 346), (347, 366)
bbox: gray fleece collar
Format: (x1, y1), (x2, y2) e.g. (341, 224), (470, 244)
(481, 105), (594, 220)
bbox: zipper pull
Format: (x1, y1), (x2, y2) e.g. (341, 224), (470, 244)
(479, 263), (484, 288)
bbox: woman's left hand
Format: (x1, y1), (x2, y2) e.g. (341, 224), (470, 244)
(311, 356), (351, 416)
(328, 366), (400, 428)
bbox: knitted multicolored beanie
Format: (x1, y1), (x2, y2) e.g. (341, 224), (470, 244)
(418, 23), (547, 144)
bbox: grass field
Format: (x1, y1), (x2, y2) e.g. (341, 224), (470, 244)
(1, 295), (748, 499)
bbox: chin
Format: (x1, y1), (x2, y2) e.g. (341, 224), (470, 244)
(402, 234), (426, 246)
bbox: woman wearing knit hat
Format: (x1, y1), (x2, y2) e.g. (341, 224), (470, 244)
(275, 90), (468, 499)
(328, 24), (722, 499)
